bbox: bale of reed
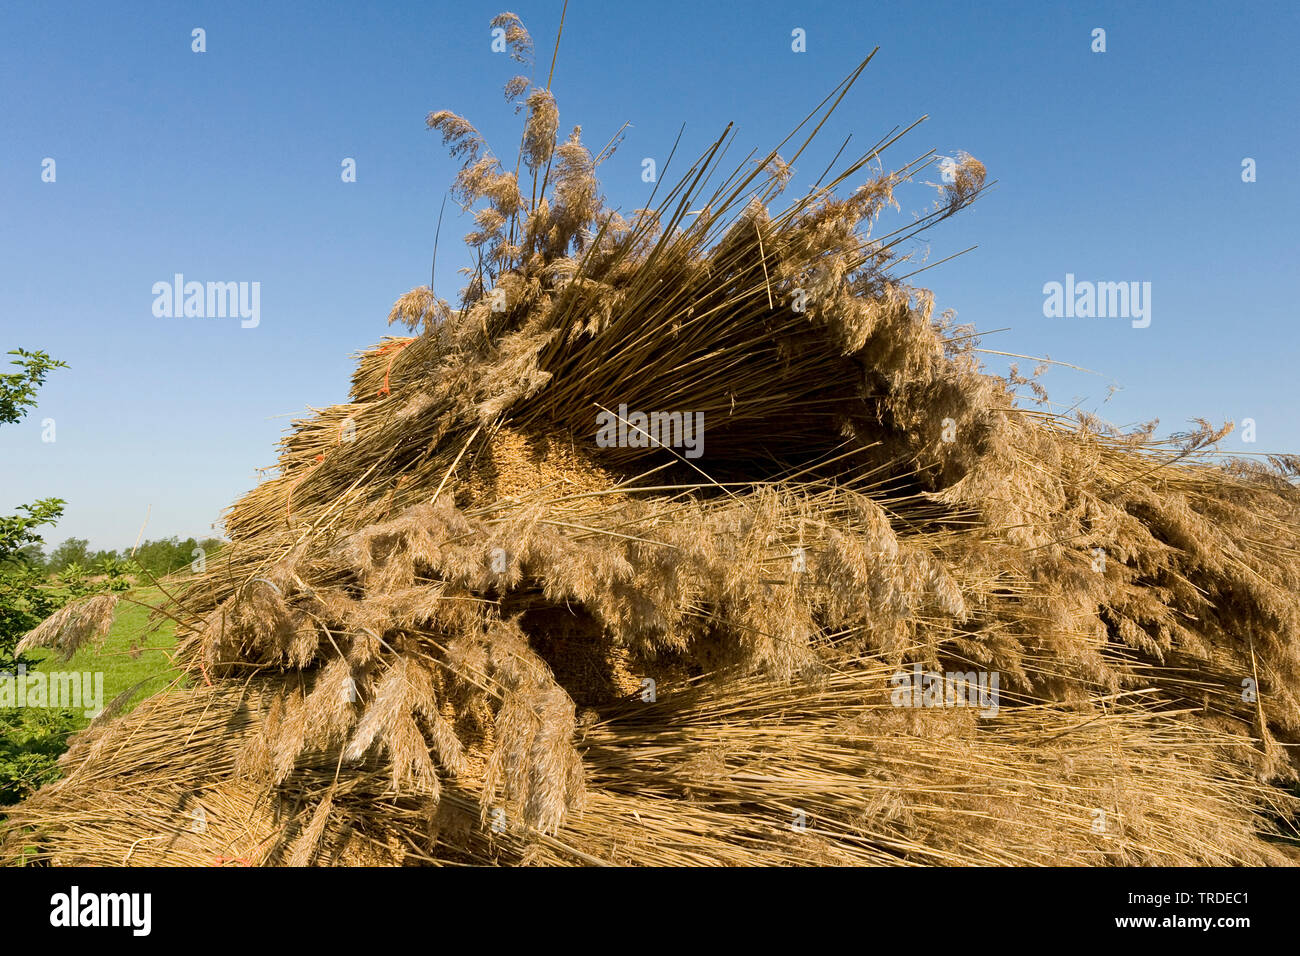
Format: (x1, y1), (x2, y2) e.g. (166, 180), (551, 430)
(7, 12), (1300, 866)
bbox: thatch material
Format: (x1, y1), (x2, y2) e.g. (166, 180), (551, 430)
(6, 669), (1292, 866)
(5, 14), (1299, 865)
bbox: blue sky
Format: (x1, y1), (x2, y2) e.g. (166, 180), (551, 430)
(2, 0), (1297, 551)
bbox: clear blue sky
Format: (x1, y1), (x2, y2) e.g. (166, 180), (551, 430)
(2, 0), (1297, 551)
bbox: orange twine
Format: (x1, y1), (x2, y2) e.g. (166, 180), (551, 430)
(376, 339), (413, 397)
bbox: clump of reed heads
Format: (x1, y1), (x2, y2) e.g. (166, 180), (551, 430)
(16, 594), (119, 661)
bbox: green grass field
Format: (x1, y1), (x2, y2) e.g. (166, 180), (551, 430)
(27, 584), (183, 725)
(2, 585), (183, 806)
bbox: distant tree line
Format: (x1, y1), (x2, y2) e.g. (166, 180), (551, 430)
(21, 535), (225, 579)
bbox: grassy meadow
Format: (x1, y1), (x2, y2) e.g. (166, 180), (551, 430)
(26, 585), (182, 723)
(1, 585), (182, 809)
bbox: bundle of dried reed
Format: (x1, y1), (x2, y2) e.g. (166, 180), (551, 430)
(8, 11), (1299, 866)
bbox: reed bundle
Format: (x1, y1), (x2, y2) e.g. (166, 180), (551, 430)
(7, 12), (1299, 866)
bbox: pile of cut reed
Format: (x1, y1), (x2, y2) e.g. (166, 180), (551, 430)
(6, 11), (1299, 866)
